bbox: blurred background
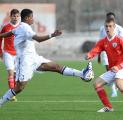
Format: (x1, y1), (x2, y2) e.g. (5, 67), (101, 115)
(0, 0), (123, 60)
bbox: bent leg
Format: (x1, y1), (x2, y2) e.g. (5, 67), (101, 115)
(94, 77), (113, 109)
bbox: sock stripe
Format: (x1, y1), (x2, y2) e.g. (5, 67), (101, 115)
(11, 89), (16, 96)
(61, 66), (66, 74)
(7, 98), (10, 101)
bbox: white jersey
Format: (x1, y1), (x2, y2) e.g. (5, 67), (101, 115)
(12, 22), (51, 81)
(12, 22), (36, 57)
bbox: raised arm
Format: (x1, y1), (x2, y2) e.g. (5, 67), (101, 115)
(32, 30), (62, 42)
(0, 31), (13, 38)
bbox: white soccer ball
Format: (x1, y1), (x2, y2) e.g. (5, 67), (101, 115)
(82, 70), (94, 82)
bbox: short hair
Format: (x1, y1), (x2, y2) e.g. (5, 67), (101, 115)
(21, 9), (33, 21)
(106, 12), (115, 18)
(105, 17), (115, 23)
(10, 9), (19, 16)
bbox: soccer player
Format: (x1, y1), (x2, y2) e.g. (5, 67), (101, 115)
(86, 18), (123, 112)
(98, 12), (123, 97)
(0, 9), (92, 107)
(0, 9), (20, 101)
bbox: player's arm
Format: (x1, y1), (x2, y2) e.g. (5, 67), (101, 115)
(85, 40), (104, 60)
(0, 31), (13, 38)
(0, 31), (13, 60)
(32, 30), (62, 42)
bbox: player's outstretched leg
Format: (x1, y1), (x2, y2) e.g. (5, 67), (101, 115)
(38, 62), (93, 80)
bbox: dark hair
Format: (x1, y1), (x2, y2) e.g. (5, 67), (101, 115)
(21, 9), (33, 22)
(10, 9), (19, 16)
(106, 12), (115, 18)
(105, 17), (115, 23)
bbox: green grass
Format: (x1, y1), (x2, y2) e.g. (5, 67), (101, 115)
(0, 60), (122, 120)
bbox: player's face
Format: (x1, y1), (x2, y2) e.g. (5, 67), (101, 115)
(105, 21), (115, 37)
(10, 13), (20, 24)
(26, 13), (34, 25)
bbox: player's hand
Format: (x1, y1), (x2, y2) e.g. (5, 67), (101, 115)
(111, 66), (119, 73)
(51, 30), (62, 37)
(85, 54), (91, 60)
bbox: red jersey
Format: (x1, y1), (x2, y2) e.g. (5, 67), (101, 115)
(0, 22), (19, 55)
(87, 35), (123, 70)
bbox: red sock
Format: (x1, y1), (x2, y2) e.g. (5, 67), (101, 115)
(95, 86), (112, 108)
(8, 76), (15, 89)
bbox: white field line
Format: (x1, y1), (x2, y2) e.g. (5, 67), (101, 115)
(16, 100), (123, 103)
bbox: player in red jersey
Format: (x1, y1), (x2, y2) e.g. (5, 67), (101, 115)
(86, 18), (123, 112)
(0, 9), (20, 101)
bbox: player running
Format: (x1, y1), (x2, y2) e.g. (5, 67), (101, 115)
(0, 9), (93, 107)
(86, 18), (123, 112)
(0, 9), (20, 101)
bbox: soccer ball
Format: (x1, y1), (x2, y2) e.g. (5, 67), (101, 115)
(81, 69), (94, 82)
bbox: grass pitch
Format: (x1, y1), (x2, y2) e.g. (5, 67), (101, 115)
(0, 60), (123, 120)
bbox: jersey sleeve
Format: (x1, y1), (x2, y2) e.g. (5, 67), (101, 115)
(87, 40), (104, 59)
(25, 26), (36, 40)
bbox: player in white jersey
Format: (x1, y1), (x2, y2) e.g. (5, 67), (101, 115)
(0, 9), (93, 107)
(98, 12), (123, 97)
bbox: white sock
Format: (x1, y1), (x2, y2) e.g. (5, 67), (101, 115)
(0, 89), (16, 105)
(111, 83), (117, 93)
(62, 67), (82, 77)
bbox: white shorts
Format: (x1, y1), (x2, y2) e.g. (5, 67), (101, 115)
(3, 52), (16, 70)
(100, 51), (109, 65)
(16, 54), (51, 81)
(100, 69), (123, 84)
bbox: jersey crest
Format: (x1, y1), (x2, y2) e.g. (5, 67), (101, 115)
(112, 42), (117, 48)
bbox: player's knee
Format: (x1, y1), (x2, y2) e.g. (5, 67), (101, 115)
(93, 80), (101, 89)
